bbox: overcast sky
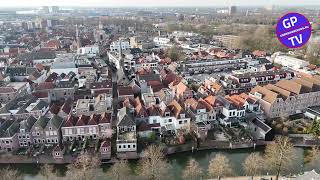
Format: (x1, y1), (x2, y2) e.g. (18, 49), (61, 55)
(0, 0), (319, 7)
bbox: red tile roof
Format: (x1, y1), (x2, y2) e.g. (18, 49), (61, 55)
(76, 115), (90, 126)
(100, 112), (111, 124)
(64, 115), (78, 127)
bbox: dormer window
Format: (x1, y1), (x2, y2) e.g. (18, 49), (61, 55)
(180, 114), (185, 119)
(165, 112), (170, 117)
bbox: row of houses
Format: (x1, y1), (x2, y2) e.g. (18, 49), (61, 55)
(250, 75), (320, 118)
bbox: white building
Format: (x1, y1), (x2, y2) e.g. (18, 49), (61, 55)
(147, 101), (191, 133)
(51, 54), (78, 75)
(273, 55), (309, 70)
(153, 37), (170, 47)
(77, 46), (100, 58)
(110, 40), (130, 52)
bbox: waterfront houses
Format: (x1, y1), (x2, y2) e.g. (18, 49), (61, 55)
(31, 116), (50, 144)
(44, 115), (63, 145)
(0, 120), (20, 152)
(61, 112), (112, 142)
(117, 107), (137, 153)
(17, 116), (37, 147)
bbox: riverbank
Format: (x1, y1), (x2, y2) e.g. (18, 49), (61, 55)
(0, 148), (314, 180)
(209, 176), (277, 180)
(0, 139), (315, 164)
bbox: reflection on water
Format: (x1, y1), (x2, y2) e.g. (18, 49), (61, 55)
(1, 147), (319, 180)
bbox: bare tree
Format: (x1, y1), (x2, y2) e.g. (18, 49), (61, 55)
(264, 136), (295, 180)
(65, 151), (101, 180)
(304, 146), (320, 167)
(0, 167), (23, 180)
(107, 159), (131, 180)
(243, 153), (264, 179)
(182, 158), (203, 180)
(208, 154), (233, 180)
(40, 164), (57, 180)
(138, 145), (171, 180)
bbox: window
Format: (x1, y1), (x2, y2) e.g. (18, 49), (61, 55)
(179, 121), (182, 124)
(128, 145), (131, 148)
(133, 145), (136, 148)
(123, 145), (126, 148)
(168, 119), (172, 123)
(119, 145), (121, 149)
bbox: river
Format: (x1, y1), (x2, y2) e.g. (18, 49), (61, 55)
(1, 147), (319, 180)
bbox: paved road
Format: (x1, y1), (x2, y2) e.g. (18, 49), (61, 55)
(103, 53), (119, 127)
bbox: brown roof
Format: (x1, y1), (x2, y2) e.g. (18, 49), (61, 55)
(76, 115), (90, 126)
(100, 112), (111, 123)
(0, 87), (15, 93)
(118, 86), (134, 96)
(64, 115), (78, 127)
(225, 95), (246, 108)
(88, 114), (100, 125)
(168, 100), (183, 118)
(275, 80), (303, 94)
(204, 95), (222, 107)
(45, 72), (58, 82)
(49, 103), (61, 115)
(301, 76), (320, 86)
(185, 98), (208, 111)
(293, 78), (314, 90)
(198, 98), (213, 111)
(265, 84), (291, 99)
(37, 82), (54, 90)
(35, 64), (44, 71)
(100, 141), (111, 148)
(147, 105), (161, 116)
(250, 85), (279, 104)
(61, 99), (73, 114)
(138, 122), (160, 131)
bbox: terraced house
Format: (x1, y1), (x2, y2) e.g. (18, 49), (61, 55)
(250, 76), (320, 118)
(0, 120), (20, 152)
(31, 116), (50, 144)
(61, 112), (112, 142)
(44, 115), (63, 145)
(17, 116), (37, 147)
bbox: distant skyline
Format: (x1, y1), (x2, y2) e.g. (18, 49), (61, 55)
(0, 0), (320, 7)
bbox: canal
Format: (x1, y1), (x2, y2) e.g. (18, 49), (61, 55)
(1, 147), (319, 179)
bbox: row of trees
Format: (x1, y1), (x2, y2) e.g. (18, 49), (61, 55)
(235, 26), (288, 53)
(2, 136), (319, 180)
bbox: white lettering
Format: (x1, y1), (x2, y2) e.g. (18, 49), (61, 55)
(283, 16), (298, 29)
(288, 34), (303, 46)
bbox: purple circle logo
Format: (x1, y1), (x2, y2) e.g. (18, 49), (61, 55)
(276, 12), (312, 48)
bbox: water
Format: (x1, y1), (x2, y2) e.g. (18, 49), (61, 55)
(1, 147), (319, 180)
